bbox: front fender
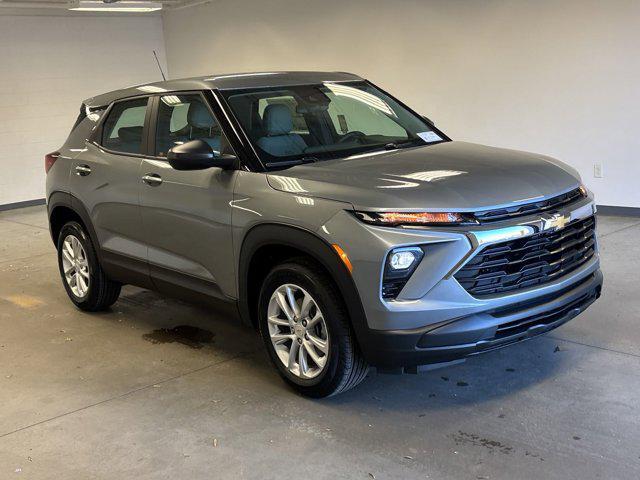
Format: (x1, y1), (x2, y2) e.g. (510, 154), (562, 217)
(237, 223), (371, 358)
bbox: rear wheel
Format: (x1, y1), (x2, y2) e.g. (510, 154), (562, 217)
(57, 221), (121, 311)
(258, 259), (369, 397)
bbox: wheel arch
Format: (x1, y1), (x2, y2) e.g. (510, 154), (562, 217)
(48, 192), (101, 261)
(238, 223), (369, 347)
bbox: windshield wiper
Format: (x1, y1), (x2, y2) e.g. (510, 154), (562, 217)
(355, 140), (417, 156)
(383, 140), (418, 150)
(265, 156), (318, 169)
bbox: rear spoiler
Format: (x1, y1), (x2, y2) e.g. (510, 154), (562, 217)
(70, 103), (107, 133)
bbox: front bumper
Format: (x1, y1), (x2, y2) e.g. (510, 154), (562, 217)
(362, 269), (602, 369)
(318, 193), (602, 368)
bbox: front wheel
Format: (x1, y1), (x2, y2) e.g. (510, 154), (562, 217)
(258, 259), (369, 397)
(57, 221), (121, 311)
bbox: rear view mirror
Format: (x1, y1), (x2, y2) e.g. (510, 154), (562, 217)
(422, 115), (435, 127)
(167, 139), (237, 170)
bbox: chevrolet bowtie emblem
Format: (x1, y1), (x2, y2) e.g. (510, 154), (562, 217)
(541, 213), (570, 232)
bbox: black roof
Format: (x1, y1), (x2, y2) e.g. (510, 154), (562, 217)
(83, 71), (364, 108)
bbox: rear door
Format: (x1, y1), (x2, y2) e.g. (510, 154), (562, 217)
(138, 93), (238, 300)
(69, 96), (152, 287)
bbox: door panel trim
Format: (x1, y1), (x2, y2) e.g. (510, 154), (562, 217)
(100, 249), (154, 289)
(148, 262), (231, 301)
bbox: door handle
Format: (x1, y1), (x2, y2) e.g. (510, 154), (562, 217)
(75, 164), (91, 176)
(142, 173), (162, 186)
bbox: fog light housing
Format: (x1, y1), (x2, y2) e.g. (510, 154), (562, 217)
(382, 247), (424, 299)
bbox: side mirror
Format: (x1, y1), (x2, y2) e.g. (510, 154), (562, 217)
(167, 139), (237, 171)
(422, 115), (435, 127)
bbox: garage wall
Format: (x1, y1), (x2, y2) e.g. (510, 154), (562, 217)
(0, 14), (167, 207)
(162, 0), (640, 208)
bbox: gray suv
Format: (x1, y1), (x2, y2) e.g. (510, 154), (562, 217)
(46, 72), (602, 397)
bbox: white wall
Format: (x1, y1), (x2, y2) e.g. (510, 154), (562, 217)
(0, 14), (167, 206)
(163, 0), (640, 208)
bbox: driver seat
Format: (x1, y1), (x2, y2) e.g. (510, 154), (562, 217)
(257, 104), (306, 156)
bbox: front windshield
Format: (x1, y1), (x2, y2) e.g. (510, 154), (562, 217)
(222, 81), (446, 168)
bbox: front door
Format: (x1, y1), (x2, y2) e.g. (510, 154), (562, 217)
(139, 94), (238, 300)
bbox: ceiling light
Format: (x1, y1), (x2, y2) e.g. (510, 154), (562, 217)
(70, 1), (162, 12)
(136, 85), (168, 93)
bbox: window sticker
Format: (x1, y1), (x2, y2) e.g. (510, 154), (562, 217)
(417, 131), (443, 143)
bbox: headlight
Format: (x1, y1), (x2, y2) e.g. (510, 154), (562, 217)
(355, 211), (477, 227)
(382, 247), (424, 299)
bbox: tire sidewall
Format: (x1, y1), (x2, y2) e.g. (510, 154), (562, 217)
(258, 262), (349, 395)
(57, 221), (100, 308)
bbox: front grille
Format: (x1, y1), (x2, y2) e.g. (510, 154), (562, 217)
(454, 216), (596, 297)
(474, 187), (585, 223)
(493, 289), (597, 339)
(382, 281), (404, 299)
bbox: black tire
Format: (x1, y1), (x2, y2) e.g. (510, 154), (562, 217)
(258, 258), (369, 398)
(57, 221), (121, 311)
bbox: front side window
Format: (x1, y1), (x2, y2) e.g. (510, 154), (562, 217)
(223, 81), (445, 167)
(155, 94), (230, 157)
(101, 98), (148, 154)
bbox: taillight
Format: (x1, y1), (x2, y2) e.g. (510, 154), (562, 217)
(45, 151), (60, 173)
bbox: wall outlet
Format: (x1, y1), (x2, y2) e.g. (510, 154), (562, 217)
(593, 163), (603, 178)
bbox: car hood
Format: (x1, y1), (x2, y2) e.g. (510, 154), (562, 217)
(266, 141), (581, 211)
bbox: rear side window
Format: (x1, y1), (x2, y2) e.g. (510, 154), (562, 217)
(101, 98), (148, 154)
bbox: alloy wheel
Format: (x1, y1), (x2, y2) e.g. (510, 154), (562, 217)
(267, 284), (329, 379)
(61, 234), (90, 298)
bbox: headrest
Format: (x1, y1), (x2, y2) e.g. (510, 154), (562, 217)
(187, 101), (216, 129)
(263, 104), (293, 136)
(118, 126), (143, 142)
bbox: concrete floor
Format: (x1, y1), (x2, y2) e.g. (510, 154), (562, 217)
(0, 206), (639, 479)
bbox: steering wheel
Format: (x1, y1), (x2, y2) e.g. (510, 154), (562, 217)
(337, 131), (367, 144)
